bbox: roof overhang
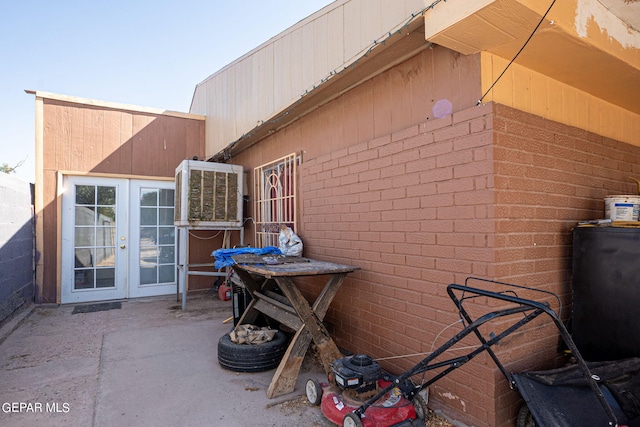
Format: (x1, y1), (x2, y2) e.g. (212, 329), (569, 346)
(423, 0), (640, 114)
(211, 16), (431, 161)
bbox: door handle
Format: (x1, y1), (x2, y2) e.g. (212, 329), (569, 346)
(120, 244), (126, 249)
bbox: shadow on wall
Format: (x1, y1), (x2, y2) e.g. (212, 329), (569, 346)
(37, 101), (212, 303)
(0, 174), (35, 326)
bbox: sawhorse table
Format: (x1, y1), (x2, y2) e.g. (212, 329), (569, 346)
(231, 256), (359, 398)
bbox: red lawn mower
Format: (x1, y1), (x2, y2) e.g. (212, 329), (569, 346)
(305, 353), (428, 427)
(306, 277), (640, 427)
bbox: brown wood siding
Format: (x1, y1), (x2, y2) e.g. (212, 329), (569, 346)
(38, 99), (205, 303)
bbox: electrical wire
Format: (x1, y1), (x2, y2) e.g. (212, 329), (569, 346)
(477, 0), (557, 105)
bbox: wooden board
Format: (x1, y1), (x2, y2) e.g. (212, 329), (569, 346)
(235, 259), (359, 278)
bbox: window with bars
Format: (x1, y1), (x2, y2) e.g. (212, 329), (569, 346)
(253, 153), (298, 248)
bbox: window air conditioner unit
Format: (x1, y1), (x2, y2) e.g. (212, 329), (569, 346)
(174, 160), (243, 228)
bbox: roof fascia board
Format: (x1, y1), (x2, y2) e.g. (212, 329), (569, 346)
(25, 90), (205, 121)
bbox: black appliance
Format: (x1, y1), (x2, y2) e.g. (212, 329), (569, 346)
(572, 226), (640, 361)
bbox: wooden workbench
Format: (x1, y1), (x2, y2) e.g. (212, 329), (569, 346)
(231, 255), (359, 398)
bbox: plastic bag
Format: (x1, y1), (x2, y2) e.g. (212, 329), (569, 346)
(278, 225), (303, 256)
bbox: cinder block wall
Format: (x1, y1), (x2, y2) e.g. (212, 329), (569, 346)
(0, 174), (34, 325)
(299, 102), (640, 426)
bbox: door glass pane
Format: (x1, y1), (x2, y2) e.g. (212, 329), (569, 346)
(159, 208), (173, 225)
(159, 189), (174, 207)
(97, 207), (116, 223)
(76, 185), (95, 205)
(140, 266), (157, 285)
(159, 265), (175, 283)
(75, 207), (95, 225)
(140, 189), (158, 206)
(75, 228), (94, 246)
(96, 268), (115, 288)
(73, 184), (117, 290)
(158, 227), (175, 245)
(138, 187), (175, 286)
(97, 186), (116, 205)
(96, 247), (115, 267)
(75, 248), (94, 268)
(75, 269), (94, 289)
(140, 208), (157, 225)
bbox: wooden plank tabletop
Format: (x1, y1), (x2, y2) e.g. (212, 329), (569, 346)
(232, 257), (359, 277)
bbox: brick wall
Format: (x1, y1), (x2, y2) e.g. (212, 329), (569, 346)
(0, 174), (34, 326)
(491, 103), (640, 424)
(300, 102), (497, 426)
(298, 102), (640, 426)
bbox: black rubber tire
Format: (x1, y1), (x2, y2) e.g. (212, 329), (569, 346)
(412, 393), (428, 420)
(217, 330), (288, 373)
(516, 404), (536, 427)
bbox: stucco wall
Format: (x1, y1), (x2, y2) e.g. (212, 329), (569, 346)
(0, 173), (34, 325)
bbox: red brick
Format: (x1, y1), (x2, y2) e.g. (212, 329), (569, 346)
(421, 115), (453, 132)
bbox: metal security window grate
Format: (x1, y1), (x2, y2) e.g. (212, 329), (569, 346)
(254, 153), (298, 248)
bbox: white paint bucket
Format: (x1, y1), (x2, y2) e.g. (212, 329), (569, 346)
(604, 195), (640, 221)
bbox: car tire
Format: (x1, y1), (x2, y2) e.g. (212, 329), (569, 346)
(217, 329), (288, 373)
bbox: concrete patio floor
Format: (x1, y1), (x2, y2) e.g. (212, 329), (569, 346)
(0, 293), (333, 427)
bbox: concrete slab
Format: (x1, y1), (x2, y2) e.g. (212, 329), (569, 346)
(0, 294), (332, 427)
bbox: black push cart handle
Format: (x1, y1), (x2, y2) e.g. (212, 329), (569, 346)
(350, 279), (620, 427)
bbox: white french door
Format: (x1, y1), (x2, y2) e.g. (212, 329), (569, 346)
(128, 180), (176, 298)
(61, 176), (176, 303)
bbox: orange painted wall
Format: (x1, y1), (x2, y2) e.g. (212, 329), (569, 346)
(38, 99), (206, 303)
(481, 52), (640, 147)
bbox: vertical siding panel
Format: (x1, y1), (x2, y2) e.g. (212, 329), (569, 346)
(390, 61), (414, 132)
(562, 85), (577, 128)
(411, 50), (431, 124)
(382, 0), (405, 34)
(356, 81), (375, 143)
(240, 59), (255, 137)
(131, 114), (152, 175)
(70, 105), (85, 171)
(610, 106), (622, 142)
(274, 35), (292, 104)
(313, 14), (329, 85)
(363, 0), (383, 46)
(289, 27), (304, 98)
(343, 0), (362, 61)
(302, 21), (315, 89)
(372, 71), (392, 139)
(99, 109), (122, 173)
(546, 78), (563, 123)
(575, 90), (589, 134)
(491, 55), (513, 107)
(530, 72), (548, 117)
(54, 104), (73, 171)
(327, 6), (345, 70)
(512, 65), (531, 113)
(432, 45), (455, 110)
(256, 45), (274, 118)
(78, 109), (104, 171)
(119, 110), (133, 175)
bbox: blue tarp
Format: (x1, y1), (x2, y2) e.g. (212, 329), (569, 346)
(211, 246), (282, 269)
